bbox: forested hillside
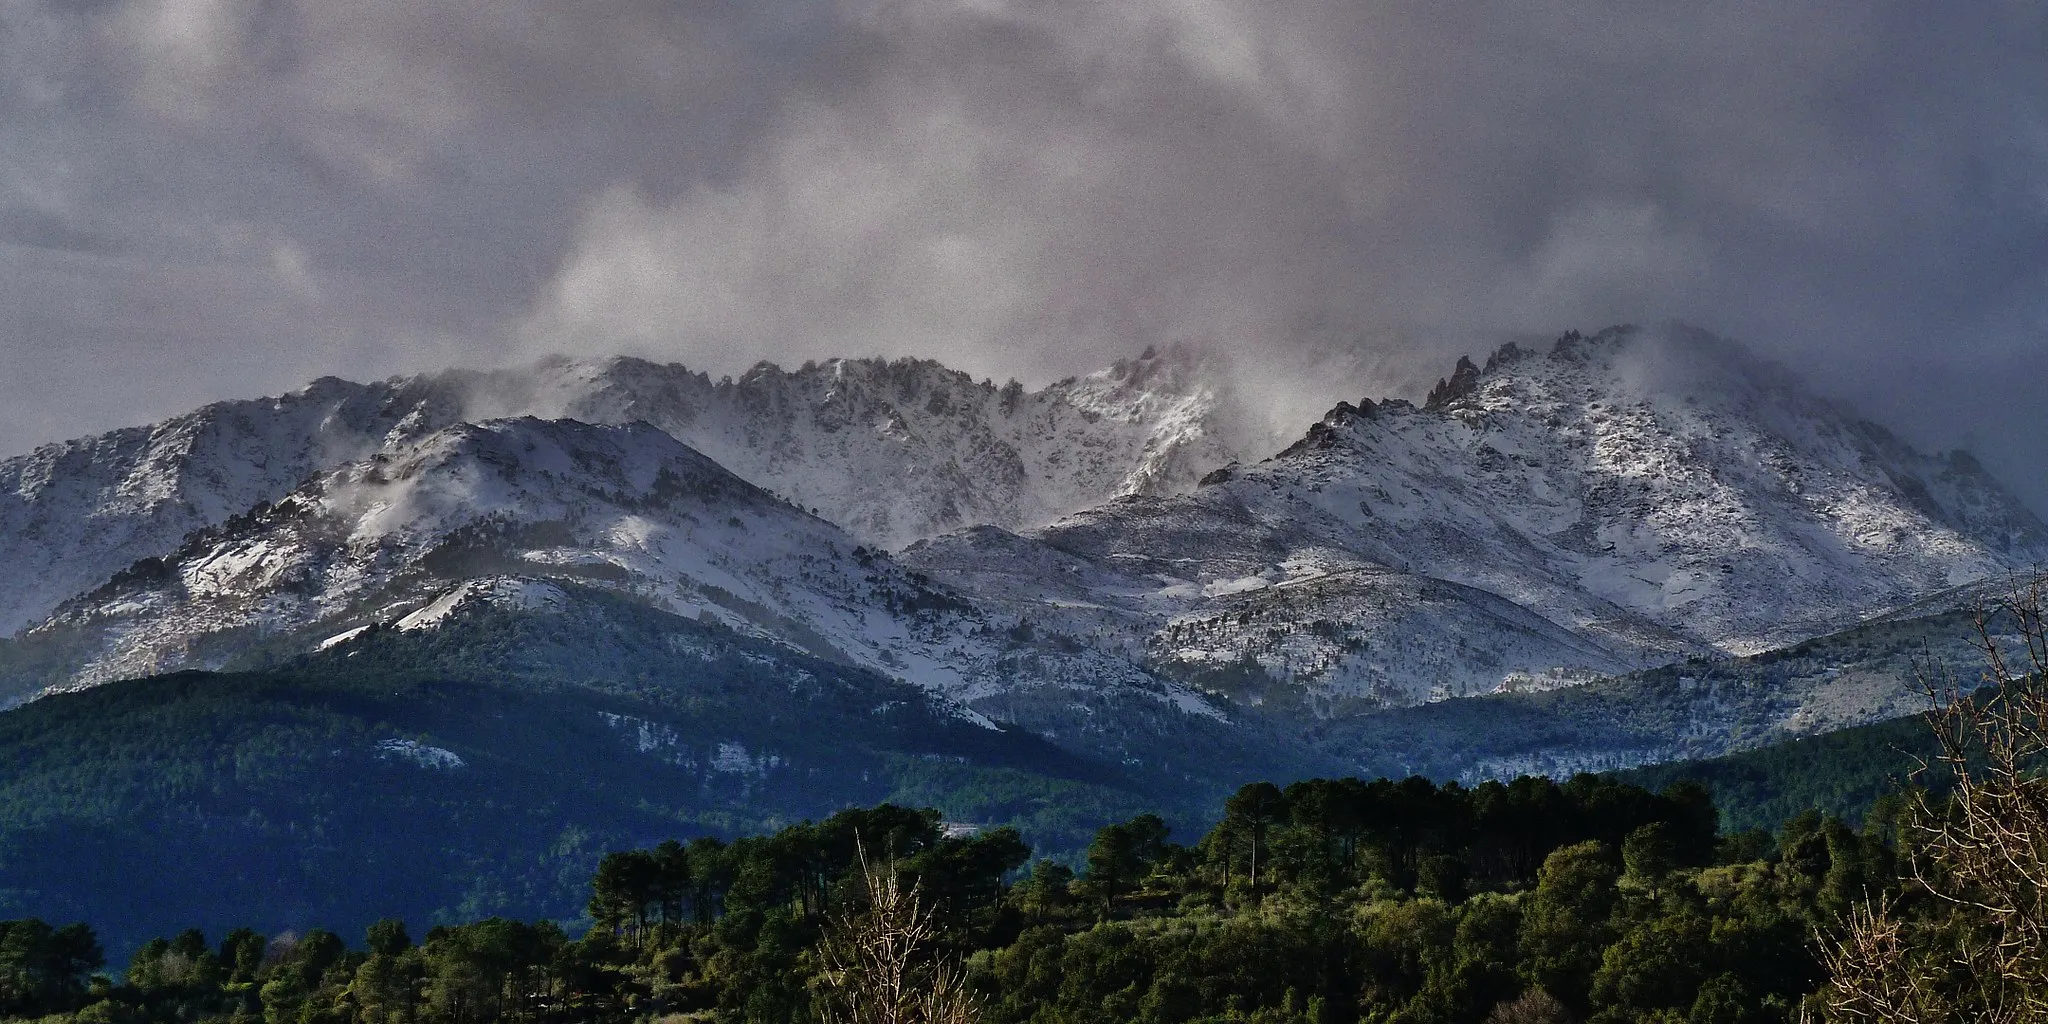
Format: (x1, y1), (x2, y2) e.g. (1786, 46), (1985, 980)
(1616, 713), (1935, 834)
(0, 587), (1977, 964)
(0, 775), (1890, 1024)
(0, 615), (1171, 959)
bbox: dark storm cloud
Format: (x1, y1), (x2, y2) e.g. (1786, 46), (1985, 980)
(2, 0), (2045, 509)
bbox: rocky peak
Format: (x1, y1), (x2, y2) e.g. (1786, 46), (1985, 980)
(1423, 355), (1485, 410)
(1276, 401), (1374, 459)
(1483, 342), (1532, 372)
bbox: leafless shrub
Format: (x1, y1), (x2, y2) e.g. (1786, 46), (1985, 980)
(1817, 575), (2048, 1023)
(816, 847), (979, 1024)
(1485, 987), (1574, 1024)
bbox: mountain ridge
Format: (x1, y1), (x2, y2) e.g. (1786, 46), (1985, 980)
(0, 346), (1258, 638)
(3, 416), (1255, 787)
(904, 324), (2045, 715)
(4, 324), (2042, 775)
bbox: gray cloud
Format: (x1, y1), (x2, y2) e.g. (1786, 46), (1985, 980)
(2, 0), (2045, 511)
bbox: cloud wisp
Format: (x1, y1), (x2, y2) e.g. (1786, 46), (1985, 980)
(2, 0), (2046, 507)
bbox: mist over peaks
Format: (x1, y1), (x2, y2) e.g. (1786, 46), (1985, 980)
(3, 2), (2045, 511)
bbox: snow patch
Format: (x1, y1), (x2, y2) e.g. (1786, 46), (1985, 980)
(711, 741), (784, 777)
(396, 578), (568, 631)
(315, 624), (372, 651)
(375, 739), (465, 769)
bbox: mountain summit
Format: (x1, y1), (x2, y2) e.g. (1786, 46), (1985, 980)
(0, 346), (1251, 638)
(446, 345), (1257, 547)
(911, 324), (2048, 708)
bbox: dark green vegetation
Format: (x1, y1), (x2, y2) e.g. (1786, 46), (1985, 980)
(0, 594), (1186, 961)
(1616, 712), (1935, 835)
(1, 773), (1893, 1024)
(0, 579), (1975, 966)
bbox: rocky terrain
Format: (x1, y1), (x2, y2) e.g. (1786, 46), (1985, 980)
(0, 346), (1255, 637)
(910, 325), (2048, 708)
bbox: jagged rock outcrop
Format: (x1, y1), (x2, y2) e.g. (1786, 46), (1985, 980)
(0, 346), (1260, 636)
(1424, 355), (1485, 410)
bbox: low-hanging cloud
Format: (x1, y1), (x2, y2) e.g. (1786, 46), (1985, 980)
(3, 0), (2046, 509)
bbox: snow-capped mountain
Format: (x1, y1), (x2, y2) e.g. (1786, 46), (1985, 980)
(31, 417), (901, 684)
(3, 323), (2042, 755)
(11, 417), (1224, 755)
(0, 346), (1252, 637)
(907, 324), (2048, 708)
(0, 377), (447, 637)
(445, 345), (1259, 547)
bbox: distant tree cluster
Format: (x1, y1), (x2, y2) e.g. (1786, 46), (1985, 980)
(0, 919), (102, 1019)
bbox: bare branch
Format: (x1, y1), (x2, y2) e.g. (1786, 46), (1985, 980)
(1818, 574), (2048, 1022)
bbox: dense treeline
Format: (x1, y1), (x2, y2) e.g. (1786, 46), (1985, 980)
(0, 587), (1974, 962)
(0, 772), (1900, 1024)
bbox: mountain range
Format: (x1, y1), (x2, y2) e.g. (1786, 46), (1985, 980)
(4, 324), (2041, 749)
(3, 320), (2041, 948)
(0, 345), (1251, 641)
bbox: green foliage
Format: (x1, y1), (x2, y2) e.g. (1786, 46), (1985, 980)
(1079, 815), (1169, 915)
(0, 769), (1894, 1024)
(0, 918), (103, 1019)
(3, 577), (1983, 1023)
(1615, 714), (1934, 834)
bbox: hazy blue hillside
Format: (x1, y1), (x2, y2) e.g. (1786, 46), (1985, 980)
(1315, 601), (2002, 782)
(0, 596), (1191, 959)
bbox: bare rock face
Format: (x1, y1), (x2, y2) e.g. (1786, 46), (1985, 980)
(1424, 355), (1484, 410)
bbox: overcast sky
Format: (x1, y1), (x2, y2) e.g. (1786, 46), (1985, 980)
(4, 1), (2046, 511)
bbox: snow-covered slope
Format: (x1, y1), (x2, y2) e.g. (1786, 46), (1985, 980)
(0, 347), (1252, 637)
(903, 523), (1636, 711)
(14, 418), (1223, 743)
(1315, 591), (2042, 784)
(27, 417), (878, 683)
(5, 324), (2042, 756)
(908, 324), (2048, 708)
(446, 345), (1257, 548)
(1258, 324), (2048, 652)
(0, 377), (460, 636)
